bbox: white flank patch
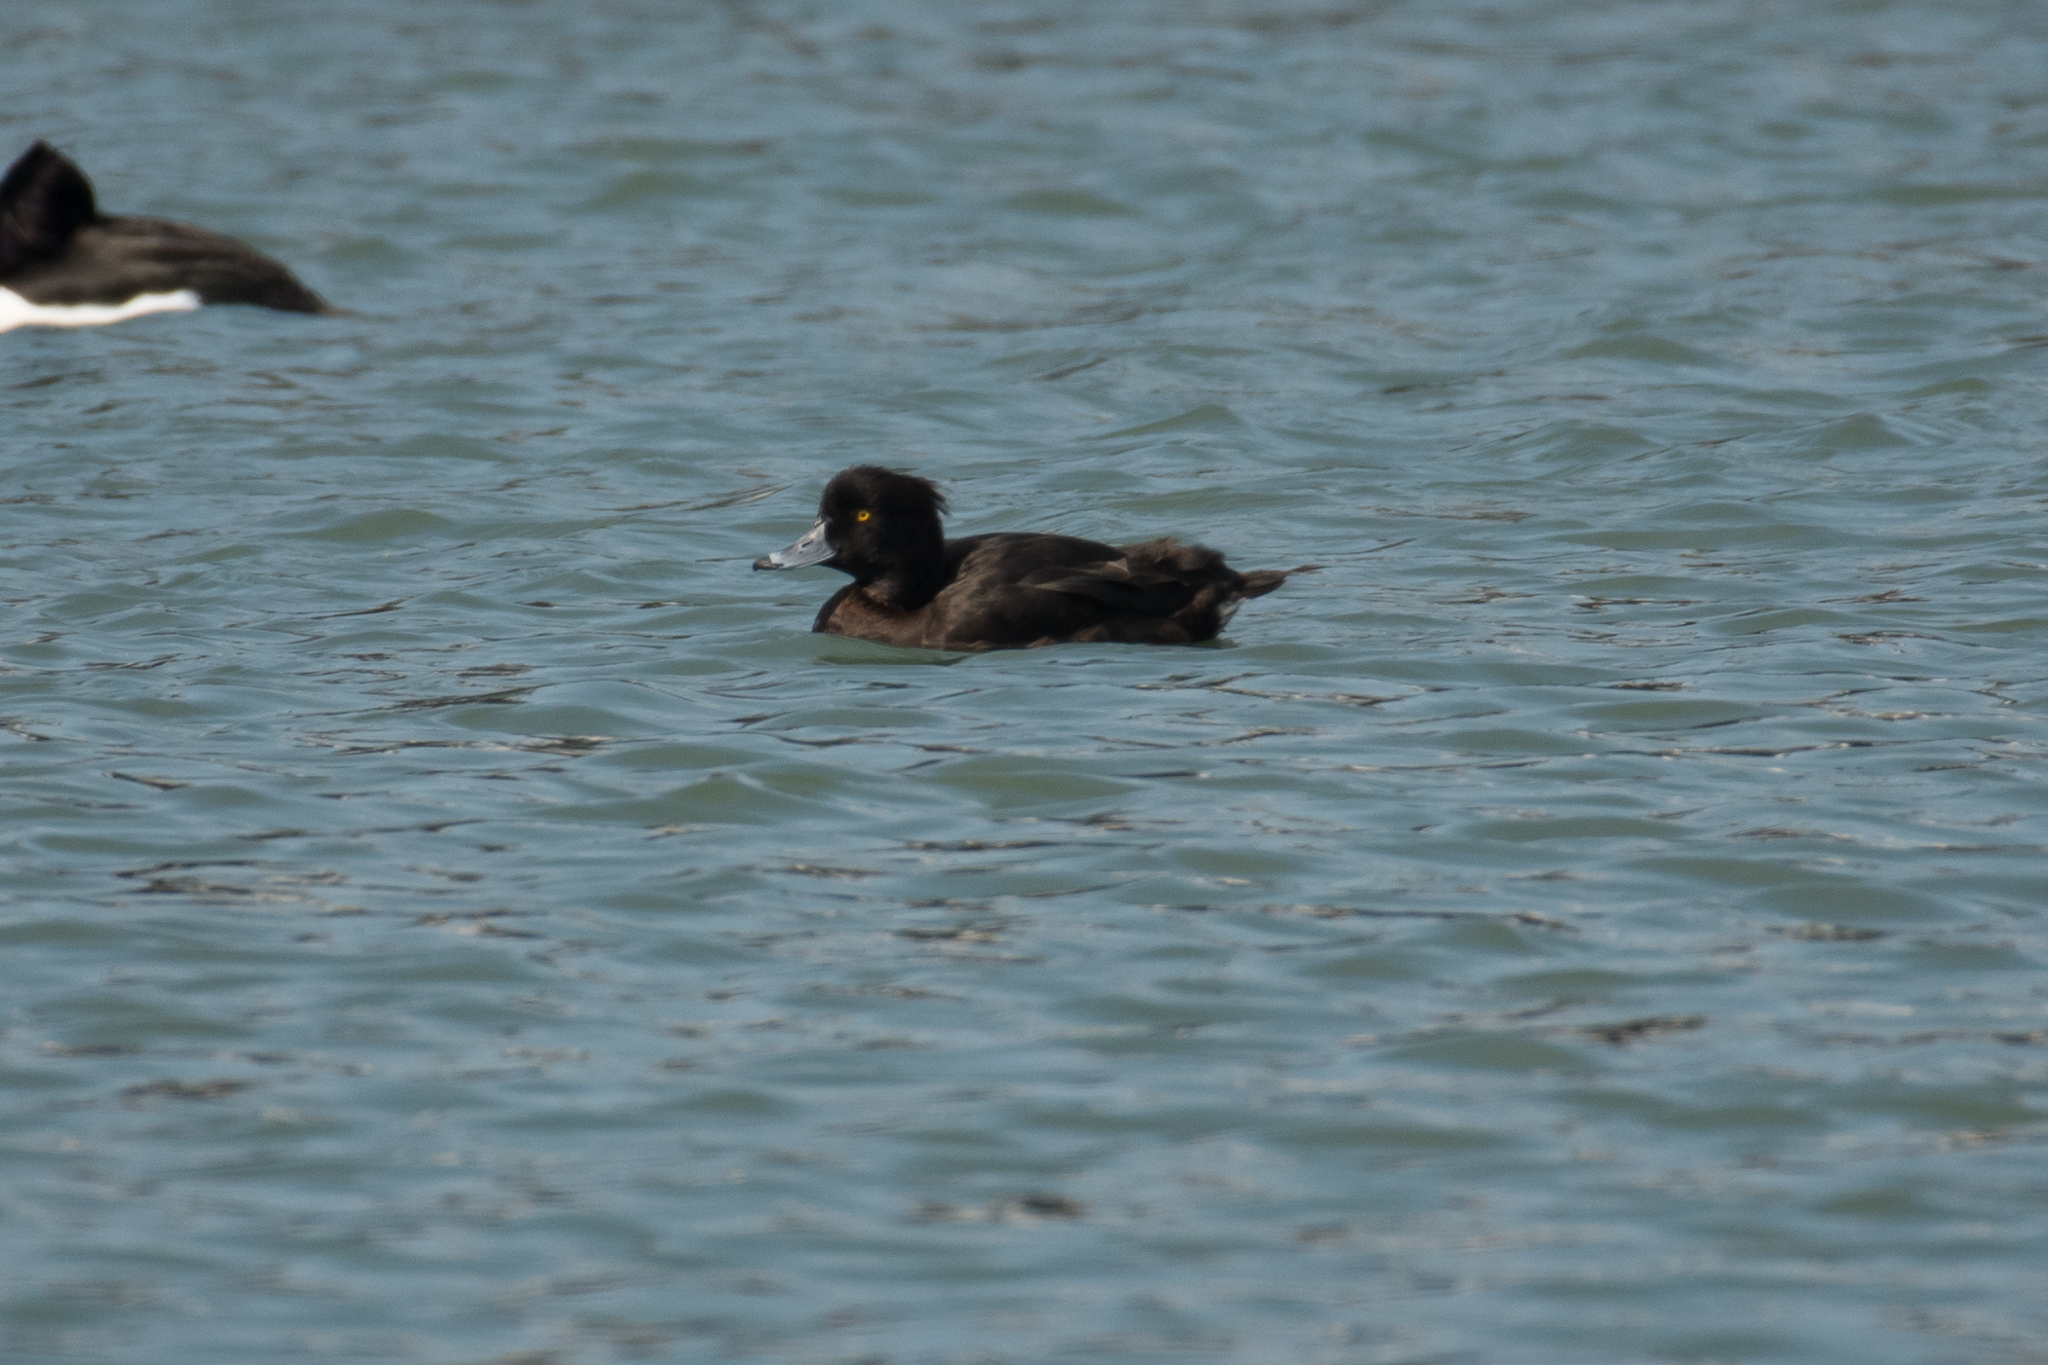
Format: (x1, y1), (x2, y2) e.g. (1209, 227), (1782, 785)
(0, 287), (202, 334)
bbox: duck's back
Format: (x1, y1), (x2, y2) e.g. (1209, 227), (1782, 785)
(817, 532), (1284, 649)
(7, 215), (328, 312)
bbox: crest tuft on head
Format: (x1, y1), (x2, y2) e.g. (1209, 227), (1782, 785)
(824, 465), (948, 518)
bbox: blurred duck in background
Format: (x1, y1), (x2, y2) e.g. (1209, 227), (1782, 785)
(0, 140), (331, 332)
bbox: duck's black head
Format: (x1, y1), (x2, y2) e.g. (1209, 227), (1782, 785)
(754, 465), (950, 606)
(0, 141), (98, 277)
(818, 465), (947, 576)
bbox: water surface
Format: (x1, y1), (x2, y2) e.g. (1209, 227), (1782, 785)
(4, 2), (2047, 1361)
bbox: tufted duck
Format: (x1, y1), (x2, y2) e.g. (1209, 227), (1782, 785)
(754, 465), (1288, 649)
(0, 141), (330, 332)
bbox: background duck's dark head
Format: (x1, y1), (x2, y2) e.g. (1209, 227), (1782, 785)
(0, 141), (98, 277)
(756, 465), (949, 606)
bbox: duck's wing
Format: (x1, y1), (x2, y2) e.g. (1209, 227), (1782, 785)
(0, 141), (97, 276)
(48, 216), (331, 311)
(945, 532), (1176, 612)
(6, 214), (331, 312)
(1020, 538), (1278, 611)
(1025, 538), (1290, 642)
(1017, 556), (1203, 617)
(925, 534), (1285, 648)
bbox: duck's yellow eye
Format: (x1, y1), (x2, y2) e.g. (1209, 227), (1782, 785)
(856, 509), (871, 522)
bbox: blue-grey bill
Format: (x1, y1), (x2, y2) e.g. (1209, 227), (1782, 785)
(753, 519), (834, 570)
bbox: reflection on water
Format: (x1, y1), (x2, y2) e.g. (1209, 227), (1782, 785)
(4, 1), (2047, 1361)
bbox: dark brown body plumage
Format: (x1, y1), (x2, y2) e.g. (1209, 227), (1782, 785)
(0, 141), (329, 313)
(757, 466), (1286, 651)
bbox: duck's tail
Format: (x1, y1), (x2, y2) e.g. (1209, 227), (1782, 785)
(1238, 568), (1288, 598)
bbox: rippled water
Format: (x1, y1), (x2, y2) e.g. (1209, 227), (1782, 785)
(6, 2), (2048, 1361)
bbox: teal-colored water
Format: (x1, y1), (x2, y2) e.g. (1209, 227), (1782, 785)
(5, 3), (2047, 1361)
